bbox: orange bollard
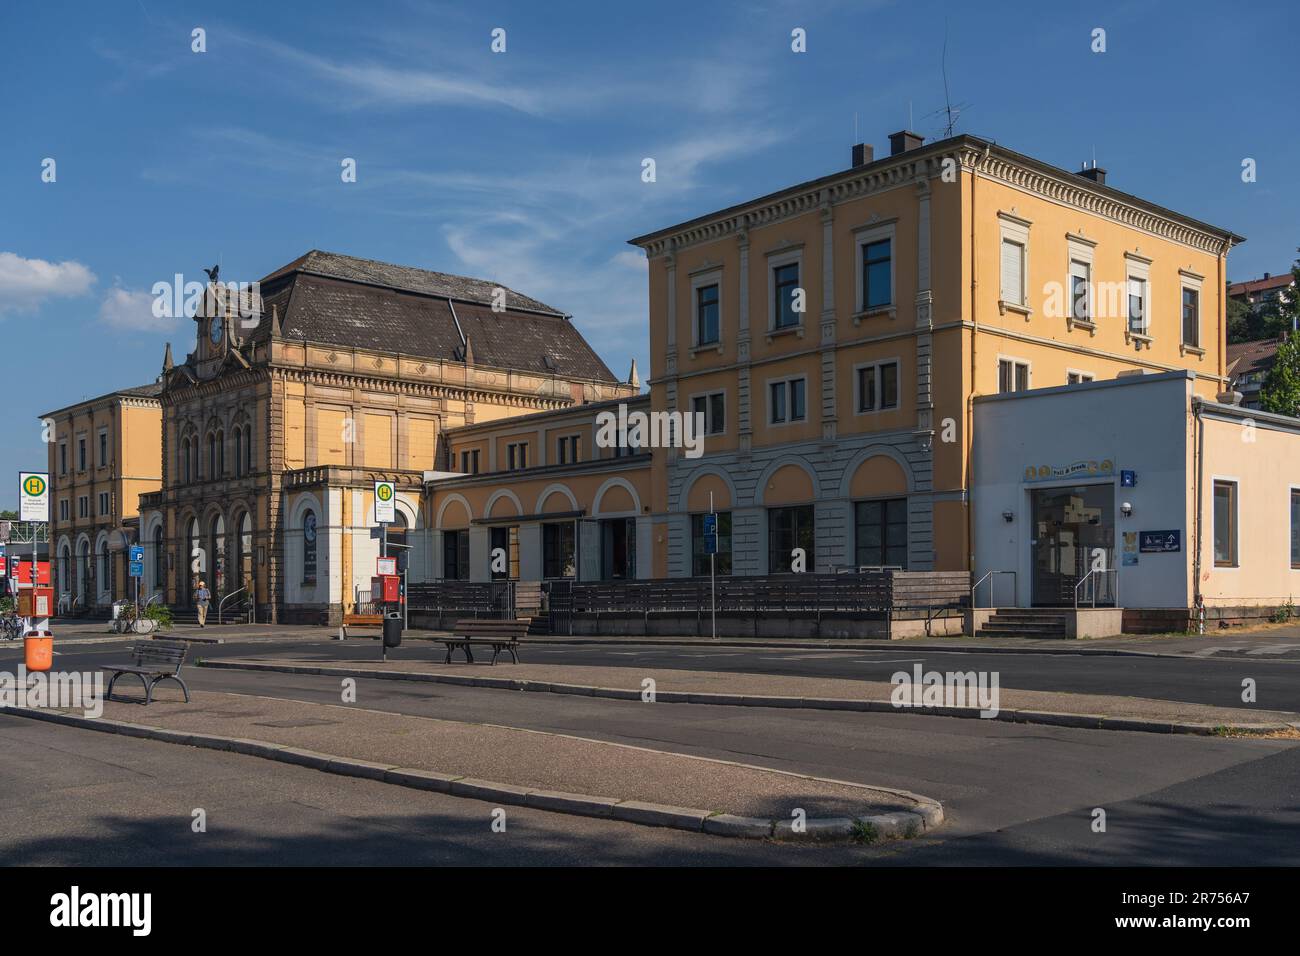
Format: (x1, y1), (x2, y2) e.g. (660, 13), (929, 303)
(24, 630), (54, 672)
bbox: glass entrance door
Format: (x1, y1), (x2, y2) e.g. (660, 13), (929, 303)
(1030, 485), (1114, 606)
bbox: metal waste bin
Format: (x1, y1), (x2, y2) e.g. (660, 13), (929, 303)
(382, 612), (403, 648)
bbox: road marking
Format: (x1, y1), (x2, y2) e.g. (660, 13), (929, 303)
(1246, 644), (1298, 656)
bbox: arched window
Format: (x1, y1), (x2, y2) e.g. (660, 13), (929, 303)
(236, 512), (253, 597)
(58, 543), (71, 595)
(243, 425), (252, 475)
(209, 514), (226, 599)
(233, 426), (243, 477)
(302, 509), (318, 585)
(181, 437), (191, 483)
(217, 430), (225, 476)
(208, 433), (217, 478)
(98, 539), (109, 595)
(77, 539), (91, 600)
(187, 518), (201, 603)
(388, 509), (409, 551)
(153, 525), (166, 589)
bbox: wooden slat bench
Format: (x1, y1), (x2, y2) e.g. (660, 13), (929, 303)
(341, 612), (384, 639)
(441, 619), (529, 665)
(104, 639), (191, 705)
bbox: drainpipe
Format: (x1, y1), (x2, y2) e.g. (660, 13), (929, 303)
(965, 144), (991, 579)
(1193, 397), (1204, 634)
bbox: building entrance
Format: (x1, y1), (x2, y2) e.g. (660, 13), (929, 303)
(1030, 485), (1115, 606)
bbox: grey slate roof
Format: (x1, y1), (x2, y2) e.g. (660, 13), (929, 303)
(258, 252), (620, 384)
(264, 250), (563, 316)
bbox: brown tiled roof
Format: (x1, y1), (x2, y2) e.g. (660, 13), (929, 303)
(263, 250), (563, 315)
(260, 259), (619, 384)
(1226, 338), (1281, 377)
(1228, 272), (1296, 296)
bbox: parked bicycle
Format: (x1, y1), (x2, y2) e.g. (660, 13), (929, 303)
(1, 614), (22, 641)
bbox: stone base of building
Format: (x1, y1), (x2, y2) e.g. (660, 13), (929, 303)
(280, 603), (341, 626)
(526, 609), (964, 640)
(1123, 605), (1296, 634)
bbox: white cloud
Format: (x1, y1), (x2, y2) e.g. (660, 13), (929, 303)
(0, 252), (96, 313)
(99, 284), (174, 332)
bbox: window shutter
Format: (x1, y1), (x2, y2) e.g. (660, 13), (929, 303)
(1000, 240), (1023, 304)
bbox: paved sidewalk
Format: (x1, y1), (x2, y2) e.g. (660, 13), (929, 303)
(204, 657), (1300, 731)
(13, 691), (939, 837)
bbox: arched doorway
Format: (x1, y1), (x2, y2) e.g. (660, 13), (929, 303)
(209, 514), (226, 601)
(58, 542), (71, 599)
(97, 538), (110, 604)
(153, 524), (166, 596)
(234, 511), (254, 605)
(186, 518), (201, 606)
(76, 539), (90, 604)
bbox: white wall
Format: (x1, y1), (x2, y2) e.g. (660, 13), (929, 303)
(973, 372), (1193, 609)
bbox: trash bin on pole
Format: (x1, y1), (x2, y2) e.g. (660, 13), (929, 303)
(24, 628), (53, 672)
(382, 612), (403, 648)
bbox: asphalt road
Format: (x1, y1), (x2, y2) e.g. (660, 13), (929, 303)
(5, 632), (1300, 864)
(29, 633), (1299, 713)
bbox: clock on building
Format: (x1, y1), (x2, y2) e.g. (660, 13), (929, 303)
(209, 318), (224, 346)
(304, 512), (317, 543)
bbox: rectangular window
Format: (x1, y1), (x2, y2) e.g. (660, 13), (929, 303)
(854, 498), (909, 568)
(442, 530), (469, 581)
(1070, 260), (1091, 322)
(773, 262), (800, 329)
(769, 378), (806, 424)
(768, 505), (815, 573)
(59, 443), (67, 475)
(1213, 480), (1237, 567)
(999, 358), (1030, 393)
(78, 496), (88, 518)
(1067, 371), (1094, 385)
(857, 361), (899, 412)
(862, 238), (892, 310)
(458, 449), (479, 474)
(98, 430), (108, 468)
(1128, 277), (1147, 333)
(543, 522), (577, 579)
(696, 283), (720, 345)
(1000, 239), (1025, 306)
(1182, 288), (1200, 347)
(690, 511), (733, 576)
(506, 443), (528, 471)
(99, 492), (109, 516)
(1292, 490), (1300, 570)
(78, 438), (86, 472)
(59, 499), (69, 521)
(691, 392), (725, 436)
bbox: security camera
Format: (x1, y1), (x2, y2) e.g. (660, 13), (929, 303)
(1121, 502), (1133, 517)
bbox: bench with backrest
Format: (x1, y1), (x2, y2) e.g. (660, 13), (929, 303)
(105, 639), (192, 705)
(441, 618), (529, 665)
(341, 611), (385, 638)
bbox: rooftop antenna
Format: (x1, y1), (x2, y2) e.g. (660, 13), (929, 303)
(854, 112), (858, 142)
(923, 19), (972, 138)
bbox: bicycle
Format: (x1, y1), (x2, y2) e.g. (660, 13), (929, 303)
(1, 614), (22, 641)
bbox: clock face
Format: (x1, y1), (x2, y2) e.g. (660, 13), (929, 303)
(304, 513), (317, 543)
(209, 320), (223, 345)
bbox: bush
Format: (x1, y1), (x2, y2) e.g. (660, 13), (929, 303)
(143, 604), (174, 629)
(0, 595), (13, 615)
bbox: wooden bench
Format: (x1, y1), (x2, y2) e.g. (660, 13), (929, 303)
(105, 639), (192, 705)
(441, 619), (529, 665)
(341, 612), (384, 639)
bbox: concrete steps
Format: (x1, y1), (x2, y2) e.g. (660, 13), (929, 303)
(977, 608), (1070, 638)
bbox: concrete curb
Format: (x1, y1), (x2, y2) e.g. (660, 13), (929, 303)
(517, 637), (1186, 659)
(197, 658), (1298, 736)
(0, 705), (943, 844)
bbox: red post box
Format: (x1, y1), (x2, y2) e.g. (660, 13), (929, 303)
(371, 574), (400, 604)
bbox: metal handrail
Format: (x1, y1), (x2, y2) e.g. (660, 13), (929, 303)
(971, 570), (1017, 608)
(217, 586), (248, 624)
(1074, 568), (1118, 608)
(145, 591), (164, 608)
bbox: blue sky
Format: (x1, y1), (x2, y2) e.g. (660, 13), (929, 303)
(2, 0), (1296, 509)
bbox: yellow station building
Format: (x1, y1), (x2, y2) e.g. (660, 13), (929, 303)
(54, 129), (1300, 629)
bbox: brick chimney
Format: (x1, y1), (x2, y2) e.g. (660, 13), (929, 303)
(888, 130), (924, 156)
(851, 143), (874, 167)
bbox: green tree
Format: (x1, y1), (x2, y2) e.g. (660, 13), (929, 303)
(1260, 332), (1300, 417)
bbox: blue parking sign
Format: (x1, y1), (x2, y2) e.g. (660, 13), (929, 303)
(130, 545), (144, 563)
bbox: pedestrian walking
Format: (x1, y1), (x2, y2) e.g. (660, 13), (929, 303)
(196, 581), (211, 627)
